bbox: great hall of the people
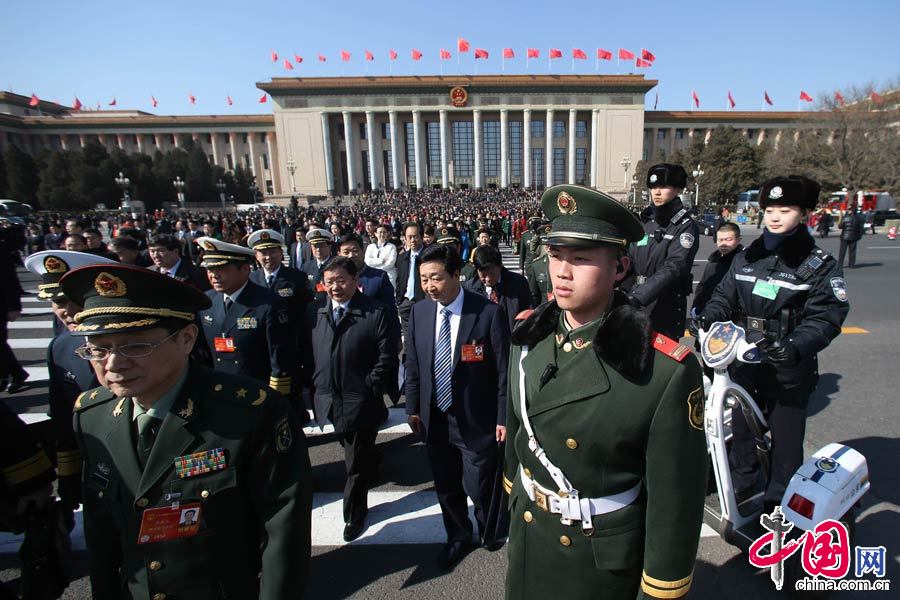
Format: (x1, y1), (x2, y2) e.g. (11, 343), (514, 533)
(0, 75), (832, 201)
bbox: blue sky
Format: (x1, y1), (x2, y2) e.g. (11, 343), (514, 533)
(2, 0), (897, 115)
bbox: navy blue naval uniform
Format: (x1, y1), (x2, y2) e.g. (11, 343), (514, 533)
(200, 281), (296, 396)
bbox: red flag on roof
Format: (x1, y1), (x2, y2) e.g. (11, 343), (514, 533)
(799, 90), (813, 102)
(474, 48), (489, 59)
(72, 97), (82, 110)
(271, 51), (278, 62)
(365, 50), (374, 61)
(573, 48), (587, 60)
(294, 54), (303, 64)
(641, 49), (656, 62)
(635, 58), (652, 68)
(151, 96), (158, 108)
(527, 48), (539, 58)
(727, 90), (736, 108)
(440, 49), (452, 60)
(226, 95), (233, 106)
(411, 49), (423, 61)
(318, 54), (327, 62)
(109, 97), (117, 106)
(503, 48), (515, 59)
(457, 38), (470, 52)
(764, 91), (774, 106)
(340, 50), (351, 62)
(618, 48), (634, 60)
(283, 59), (294, 70)
(692, 90), (700, 108)
(870, 91), (884, 104)
(259, 94), (267, 104)
(188, 94), (196, 105)
(389, 49), (398, 60)
(834, 91), (846, 106)
(597, 48), (612, 60)
(549, 48), (562, 59)
(29, 93), (39, 106)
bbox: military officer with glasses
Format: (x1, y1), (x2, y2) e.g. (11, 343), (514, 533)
(63, 263), (312, 600)
(504, 185), (707, 600)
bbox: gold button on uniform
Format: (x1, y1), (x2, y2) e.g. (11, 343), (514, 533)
(214, 384), (223, 391)
(136, 497), (149, 508)
(523, 511), (533, 523)
(562, 342), (573, 353)
(149, 560), (162, 571)
(153, 594), (167, 600)
(559, 535), (572, 547)
(201, 490), (210, 499)
(523, 468), (532, 478)
(566, 438), (578, 450)
(97, 491), (104, 498)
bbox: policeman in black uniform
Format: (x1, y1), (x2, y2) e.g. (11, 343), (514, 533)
(622, 163), (700, 339)
(196, 237), (295, 396)
(698, 176), (849, 510)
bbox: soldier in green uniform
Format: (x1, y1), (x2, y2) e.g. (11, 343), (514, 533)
(517, 216), (543, 272)
(435, 226), (478, 284)
(504, 185), (708, 600)
(62, 264), (313, 600)
(524, 224), (553, 306)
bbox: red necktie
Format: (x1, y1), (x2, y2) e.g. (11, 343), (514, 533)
(489, 289), (499, 304)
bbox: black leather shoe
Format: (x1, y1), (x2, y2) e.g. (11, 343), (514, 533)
(343, 521), (365, 542)
(437, 541), (470, 569)
(481, 538), (505, 552)
(5, 376), (28, 394)
(0, 378), (9, 393)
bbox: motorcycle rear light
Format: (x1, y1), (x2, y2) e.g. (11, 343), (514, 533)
(787, 494), (815, 519)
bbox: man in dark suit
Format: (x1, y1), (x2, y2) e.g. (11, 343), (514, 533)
(335, 233), (396, 312)
(196, 237), (295, 397)
(395, 222), (426, 345)
(147, 234), (211, 291)
(44, 224), (63, 250)
(311, 257), (397, 541)
(405, 244), (510, 569)
(464, 244), (531, 333)
(300, 228), (334, 301)
(289, 229), (313, 270)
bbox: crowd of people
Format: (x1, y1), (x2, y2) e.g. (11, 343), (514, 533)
(0, 168), (851, 599)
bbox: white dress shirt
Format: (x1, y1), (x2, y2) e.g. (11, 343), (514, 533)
(433, 286), (465, 366)
(224, 281), (249, 307)
(160, 258), (181, 278)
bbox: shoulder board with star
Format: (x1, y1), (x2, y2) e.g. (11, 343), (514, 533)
(515, 309), (534, 321)
(652, 333), (692, 363)
(74, 386), (117, 412)
(210, 379), (270, 407)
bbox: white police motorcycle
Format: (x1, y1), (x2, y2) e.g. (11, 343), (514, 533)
(698, 321), (870, 595)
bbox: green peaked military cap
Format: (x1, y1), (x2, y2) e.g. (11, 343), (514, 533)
(541, 184), (644, 247)
(59, 264), (212, 336)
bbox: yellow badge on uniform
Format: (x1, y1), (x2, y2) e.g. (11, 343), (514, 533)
(277, 288), (294, 298)
(236, 317), (258, 329)
(687, 387), (704, 431)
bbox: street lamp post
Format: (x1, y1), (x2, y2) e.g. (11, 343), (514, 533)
(173, 176), (186, 209)
(115, 171), (131, 208)
(631, 175), (638, 206)
(216, 179), (226, 207)
(620, 156), (631, 192)
(286, 157), (297, 192)
(692, 165), (705, 210)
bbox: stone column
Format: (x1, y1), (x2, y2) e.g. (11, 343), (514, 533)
(342, 111), (358, 193)
(248, 133), (258, 177)
(365, 111), (381, 190)
(135, 134), (144, 155)
(388, 111), (402, 189)
(500, 109), (509, 189)
(321, 113), (335, 194)
(172, 133), (181, 149)
(413, 110), (426, 188)
(523, 109), (532, 189)
(228, 133), (238, 171)
(59, 135), (68, 151)
(79, 134), (89, 149)
(568, 109), (577, 184)
(209, 133), (219, 167)
(590, 109), (599, 188)
(473, 109), (483, 190)
(545, 109), (554, 188)
(265, 132), (279, 194)
(439, 109), (450, 189)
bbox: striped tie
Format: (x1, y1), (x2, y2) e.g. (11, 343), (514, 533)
(434, 307), (453, 412)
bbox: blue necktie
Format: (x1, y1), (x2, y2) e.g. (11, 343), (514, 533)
(434, 307), (453, 412)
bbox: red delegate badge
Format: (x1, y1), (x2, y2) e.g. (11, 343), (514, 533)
(214, 337), (236, 352)
(137, 502), (202, 544)
(461, 344), (485, 362)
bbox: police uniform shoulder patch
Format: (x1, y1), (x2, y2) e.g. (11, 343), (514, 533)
(515, 309), (534, 321)
(652, 333), (692, 362)
(277, 309), (289, 325)
(687, 387), (704, 431)
(275, 417), (293, 453)
(830, 277), (848, 302)
(679, 232), (695, 249)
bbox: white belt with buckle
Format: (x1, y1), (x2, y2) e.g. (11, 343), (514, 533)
(520, 466), (641, 526)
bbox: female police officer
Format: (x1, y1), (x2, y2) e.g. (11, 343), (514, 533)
(699, 175), (849, 512)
